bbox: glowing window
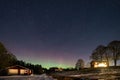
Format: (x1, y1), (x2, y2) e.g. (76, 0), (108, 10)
(98, 63), (107, 67)
(8, 69), (18, 74)
(20, 69), (25, 74)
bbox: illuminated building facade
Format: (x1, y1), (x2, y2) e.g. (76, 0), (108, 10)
(7, 65), (32, 75)
(91, 61), (108, 68)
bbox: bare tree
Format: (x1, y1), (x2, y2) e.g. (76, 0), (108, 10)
(91, 45), (106, 61)
(75, 59), (84, 70)
(90, 45), (112, 66)
(103, 47), (113, 66)
(107, 40), (120, 66)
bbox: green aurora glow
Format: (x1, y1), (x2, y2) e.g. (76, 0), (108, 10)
(25, 60), (74, 69)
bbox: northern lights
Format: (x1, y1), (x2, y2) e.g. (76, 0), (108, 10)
(0, 0), (120, 68)
(28, 60), (73, 69)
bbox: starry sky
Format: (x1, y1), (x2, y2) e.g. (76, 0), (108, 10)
(0, 0), (120, 68)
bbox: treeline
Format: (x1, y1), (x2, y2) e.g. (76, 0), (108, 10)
(91, 40), (120, 66)
(15, 60), (43, 74)
(0, 42), (17, 69)
(0, 42), (43, 75)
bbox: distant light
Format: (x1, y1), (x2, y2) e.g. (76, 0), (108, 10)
(98, 63), (107, 67)
(94, 62), (107, 68)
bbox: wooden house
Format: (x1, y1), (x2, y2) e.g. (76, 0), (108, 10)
(91, 61), (108, 68)
(6, 65), (32, 75)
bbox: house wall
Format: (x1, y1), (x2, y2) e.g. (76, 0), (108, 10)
(20, 69), (25, 75)
(91, 61), (108, 68)
(8, 69), (18, 75)
(8, 69), (31, 75)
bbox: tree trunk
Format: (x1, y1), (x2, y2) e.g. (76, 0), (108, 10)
(113, 52), (117, 67)
(114, 59), (117, 67)
(106, 57), (109, 67)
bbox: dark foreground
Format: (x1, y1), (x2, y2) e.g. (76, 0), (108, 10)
(0, 74), (54, 80)
(0, 73), (120, 80)
(52, 73), (120, 80)
(51, 68), (120, 80)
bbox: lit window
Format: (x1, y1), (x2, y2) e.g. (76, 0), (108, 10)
(8, 69), (18, 74)
(98, 63), (107, 67)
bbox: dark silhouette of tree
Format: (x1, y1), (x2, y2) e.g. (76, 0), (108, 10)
(75, 59), (84, 70)
(33, 64), (43, 74)
(0, 42), (7, 54)
(16, 60), (43, 74)
(91, 45), (106, 61)
(0, 42), (43, 75)
(90, 45), (112, 66)
(0, 42), (17, 69)
(103, 47), (113, 66)
(107, 40), (120, 66)
(90, 40), (120, 67)
(16, 60), (26, 66)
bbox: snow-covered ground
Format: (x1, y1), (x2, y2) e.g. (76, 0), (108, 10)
(0, 74), (57, 80)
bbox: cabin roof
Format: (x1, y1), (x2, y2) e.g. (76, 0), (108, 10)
(7, 65), (29, 69)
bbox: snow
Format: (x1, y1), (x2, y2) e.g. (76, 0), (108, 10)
(0, 74), (57, 80)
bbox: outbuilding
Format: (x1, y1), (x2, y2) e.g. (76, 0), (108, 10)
(91, 61), (108, 68)
(6, 65), (32, 75)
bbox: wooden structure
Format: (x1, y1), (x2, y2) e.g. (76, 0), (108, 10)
(7, 65), (32, 75)
(91, 61), (108, 68)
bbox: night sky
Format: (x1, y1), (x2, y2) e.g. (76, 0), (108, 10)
(0, 0), (120, 68)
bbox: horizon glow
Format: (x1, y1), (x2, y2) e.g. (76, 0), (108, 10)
(23, 59), (74, 69)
